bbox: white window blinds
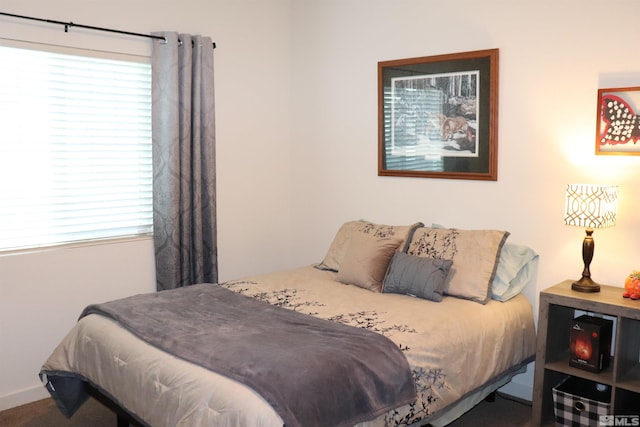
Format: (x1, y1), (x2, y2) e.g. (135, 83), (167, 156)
(0, 44), (152, 252)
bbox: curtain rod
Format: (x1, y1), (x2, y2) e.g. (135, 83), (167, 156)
(0, 11), (216, 49)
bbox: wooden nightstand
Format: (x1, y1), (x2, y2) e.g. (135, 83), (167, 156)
(531, 281), (640, 426)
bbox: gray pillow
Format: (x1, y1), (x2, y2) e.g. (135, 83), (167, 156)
(382, 252), (453, 302)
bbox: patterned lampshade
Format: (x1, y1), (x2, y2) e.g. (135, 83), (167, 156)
(564, 184), (618, 229)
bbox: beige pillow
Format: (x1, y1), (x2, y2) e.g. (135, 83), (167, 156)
(406, 226), (509, 304)
(318, 220), (423, 271)
(336, 233), (403, 292)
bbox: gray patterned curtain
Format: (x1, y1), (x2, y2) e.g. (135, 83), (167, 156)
(151, 32), (217, 291)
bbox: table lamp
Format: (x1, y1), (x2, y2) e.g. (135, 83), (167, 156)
(564, 184), (618, 293)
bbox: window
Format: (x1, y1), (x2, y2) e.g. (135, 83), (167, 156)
(0, 43), (152, 252)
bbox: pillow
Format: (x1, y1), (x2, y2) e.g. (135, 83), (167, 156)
(491, 243), (539, 301)
(335, 232), (403, 292)
(317, 220), (423, 272)
(406, 226), (509, 304)
(431, 224), (538, 302)
(382, 252), (453, 302)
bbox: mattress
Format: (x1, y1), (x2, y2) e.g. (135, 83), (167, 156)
(41, 265), (536, 426)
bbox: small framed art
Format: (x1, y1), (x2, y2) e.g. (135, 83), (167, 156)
(378, 49), (499, 180)
(596, 86), (640, 155)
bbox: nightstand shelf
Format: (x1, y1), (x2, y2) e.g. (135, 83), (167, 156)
(532, 281), (640, 426)
(544, 357), (615, 385)
(617, 364), (640, 393)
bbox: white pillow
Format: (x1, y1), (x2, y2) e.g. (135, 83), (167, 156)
(491, 243), (539, 301)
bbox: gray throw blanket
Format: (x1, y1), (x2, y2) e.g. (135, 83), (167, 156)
(79, 283), (416, 427)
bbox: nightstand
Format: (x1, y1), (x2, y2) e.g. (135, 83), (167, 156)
(531, 281), (640, 426)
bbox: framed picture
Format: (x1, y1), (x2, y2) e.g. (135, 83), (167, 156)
(596, 86), (640, 155)
(378, 49), (499, 180)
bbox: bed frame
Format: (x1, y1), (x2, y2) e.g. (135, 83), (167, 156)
(85, 384), (144, 427)
(85, 381), (499, 427)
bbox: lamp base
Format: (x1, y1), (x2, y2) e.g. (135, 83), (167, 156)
(571, 276), (601, 293)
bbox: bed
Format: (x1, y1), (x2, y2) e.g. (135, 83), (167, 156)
(40, 220), (538, 427)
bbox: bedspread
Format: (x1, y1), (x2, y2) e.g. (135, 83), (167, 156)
(73, 284), (415, 427)
(221, 266), (536, 425)
(40, 265), (536, 427)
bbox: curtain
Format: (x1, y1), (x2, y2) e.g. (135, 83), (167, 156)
(151, 32), (217, 291)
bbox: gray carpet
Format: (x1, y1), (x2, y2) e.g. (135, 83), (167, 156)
(0, 392), (532, 426)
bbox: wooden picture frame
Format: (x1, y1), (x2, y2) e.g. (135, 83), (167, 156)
(596, 86), (640, 155)
(378, 49), (499, 180)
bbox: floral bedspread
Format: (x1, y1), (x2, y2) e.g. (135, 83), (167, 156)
(40, 265), (535, 427)
(222, 266), (536, 426)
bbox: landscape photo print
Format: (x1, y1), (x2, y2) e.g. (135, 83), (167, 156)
(378, 49), (498, 180)
(390, 71), (479, 158)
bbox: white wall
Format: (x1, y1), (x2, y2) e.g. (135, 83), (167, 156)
(0, 0), (294, 410)
(0, 239), (157, 409)
(287, 0), (640, 293)
(285, 0), (640, 399)
(2, 0), (640, 411)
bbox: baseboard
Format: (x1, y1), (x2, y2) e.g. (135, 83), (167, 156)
(498, 379), (533, 402)
(0, 385), (49, 412)
(497, 360), (534, 403)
